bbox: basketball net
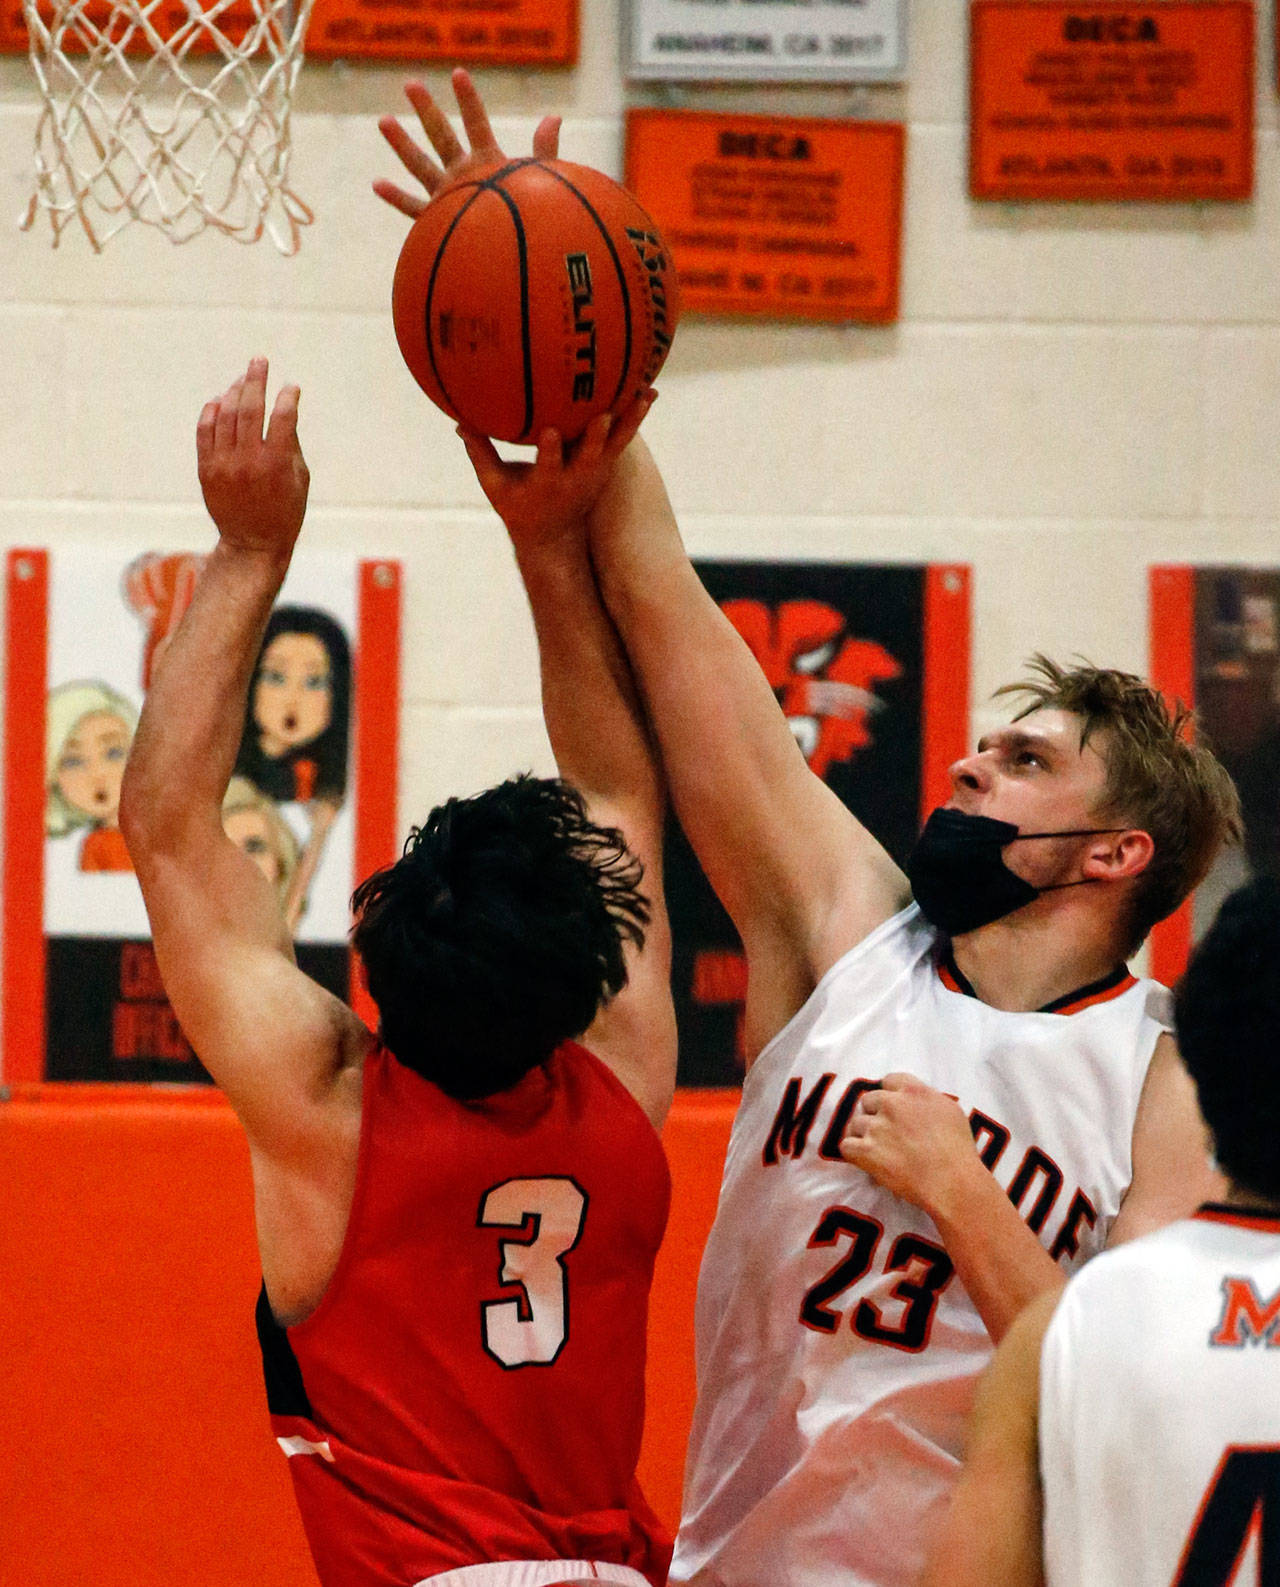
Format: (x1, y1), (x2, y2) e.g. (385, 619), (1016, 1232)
(20, 0), (315, 252)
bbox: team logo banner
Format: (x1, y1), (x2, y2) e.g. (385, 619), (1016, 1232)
(3, 546), (399, 1088)
(672, 561), (969, 1088)
(1149, 565), (1280, 984)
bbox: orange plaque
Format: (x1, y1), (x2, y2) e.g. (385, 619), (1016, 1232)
(0, 0), (23, 50)
(625, 109), (904, 324)
(306, 0), (575, 62)
(970, 1), (1254, 201)
(2, 0), (257, 54)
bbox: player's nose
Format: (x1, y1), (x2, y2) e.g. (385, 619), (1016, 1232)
(948, 752), (989, 796)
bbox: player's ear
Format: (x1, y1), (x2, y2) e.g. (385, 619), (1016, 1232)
(1083, 828), (1153, 882)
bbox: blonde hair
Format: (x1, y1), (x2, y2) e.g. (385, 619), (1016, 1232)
(45, 680), (139, 837)
(221, 776), (300, 900)
(997, 656), (1243, 954)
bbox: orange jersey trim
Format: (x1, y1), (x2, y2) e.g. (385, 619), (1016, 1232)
(1046, 974), (1138, 1016)
(1194, 1204), (1280, 1235)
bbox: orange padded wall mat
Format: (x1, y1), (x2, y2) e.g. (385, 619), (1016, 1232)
(0, 1088), (735, 1585)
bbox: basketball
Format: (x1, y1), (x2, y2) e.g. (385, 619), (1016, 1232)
(392, 157), (680, 444)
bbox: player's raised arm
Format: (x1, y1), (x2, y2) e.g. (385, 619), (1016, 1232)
(460, 410), (677, 1129)
(587, 439), (910, 1055)
(119, 358), (366, 1155)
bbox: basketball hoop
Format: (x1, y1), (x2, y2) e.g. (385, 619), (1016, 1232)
(20, 0), (315, 252)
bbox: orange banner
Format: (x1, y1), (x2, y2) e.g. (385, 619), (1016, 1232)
(970, 1), (1254, 201)
(305, 0), (575, 62)
(625, 109), (904, 325)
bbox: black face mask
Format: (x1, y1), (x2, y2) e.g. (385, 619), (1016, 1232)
(907, 807), (1124, 938)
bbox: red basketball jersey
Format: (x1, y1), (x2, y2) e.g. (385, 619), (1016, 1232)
(257, 1042), (673, 1587)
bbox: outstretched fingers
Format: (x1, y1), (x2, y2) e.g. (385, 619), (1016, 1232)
(533, 427), (566, 486)
(236, 357), (268, 451)
(377, 113), (447, 199)
(196, 399), (220, 473)
(602, 391), (657, 462)
(405, 78), (465, 168)
(458, 427), (508, 498)
(214, 376), (243, 457)
(532, 115), (562, 162)
(566, 414), (610, 476)
(371, 178), (427, 221)
(265, 383), (302, 453)
(451, 69), (500, 162)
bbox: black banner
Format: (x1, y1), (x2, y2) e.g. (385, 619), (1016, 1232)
(672, 561), (925, 1087)
(45, 938), (350, 1084)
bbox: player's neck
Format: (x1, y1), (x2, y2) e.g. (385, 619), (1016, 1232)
(949, 905), (1128, 1013)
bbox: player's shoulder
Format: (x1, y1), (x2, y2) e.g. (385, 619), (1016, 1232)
(751, 903), (934, 1073)
(1133, 975), (1175, 1032)
(560, 1040), (668, 1144)
(821, 900), (936, 991)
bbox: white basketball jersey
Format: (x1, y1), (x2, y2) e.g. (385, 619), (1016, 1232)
(1041, 1208), (1280, 1587)
(671, 904), (1169, 1587)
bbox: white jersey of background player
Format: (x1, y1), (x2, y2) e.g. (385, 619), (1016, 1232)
(924, 876), (1280, 1587)
(373, 89), (1242, 1586)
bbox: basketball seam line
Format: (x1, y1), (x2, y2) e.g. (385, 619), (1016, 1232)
(446, 158), (537, 200)
(481, 183), (536, 440)
(422, 182), (492, 427)
(526, 164), (635, 415)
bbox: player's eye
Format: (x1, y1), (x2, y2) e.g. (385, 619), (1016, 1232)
(59, 751), (85, 770)
(304, 673), (328, 691)
(1015, 751), (1044, 768)
(261, 668), (287, 686)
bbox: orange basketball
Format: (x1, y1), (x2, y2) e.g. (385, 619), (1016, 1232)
(392, 157), (680, 444)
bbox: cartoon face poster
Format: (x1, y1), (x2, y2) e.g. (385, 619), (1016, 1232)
(669, 560), (969, 1087)
(3, 545), (400, 1086)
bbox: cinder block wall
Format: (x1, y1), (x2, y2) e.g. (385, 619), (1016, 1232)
(2, 2), (1279, 1021)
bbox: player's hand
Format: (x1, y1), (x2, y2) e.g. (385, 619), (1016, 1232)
(374, 69), (561, 222)
(196, 357), (309, 557)
(458, 394), (657, 556)
(840, 1072), (985, 1217)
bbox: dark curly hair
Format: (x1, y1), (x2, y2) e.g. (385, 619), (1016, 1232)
(1174, 877), (1280, 1203)
(350, 775), (649, 1100)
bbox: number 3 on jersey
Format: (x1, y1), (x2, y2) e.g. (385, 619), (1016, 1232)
(478, 1177), (588, 1369)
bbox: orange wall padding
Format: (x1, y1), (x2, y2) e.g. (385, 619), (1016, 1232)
(0, 1087), (735, 1587)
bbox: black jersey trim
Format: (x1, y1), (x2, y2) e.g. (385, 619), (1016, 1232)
(937, 945), (1131, 1015)
(1195, 1202), (1280, 1230)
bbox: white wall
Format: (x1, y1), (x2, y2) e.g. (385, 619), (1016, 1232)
(2, 2), (1278, 1033)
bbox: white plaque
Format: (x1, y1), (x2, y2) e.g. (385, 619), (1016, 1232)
(627, 0), (908, 82)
